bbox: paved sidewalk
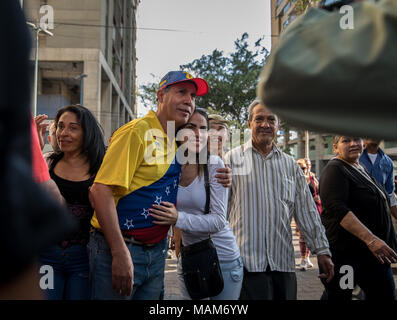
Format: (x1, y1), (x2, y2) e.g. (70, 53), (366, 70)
(164, 220), (397, 300)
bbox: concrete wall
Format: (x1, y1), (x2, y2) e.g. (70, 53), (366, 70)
(23, 0), (138, 142)
(24, 0), (102, 49)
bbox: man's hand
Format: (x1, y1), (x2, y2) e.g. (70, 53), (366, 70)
(90, 183), (134, 296)
(317, 254), (334, 283)
(215, 165), (232, 188)
(111, 248), (134, 296)
(34, 114), (49, 150)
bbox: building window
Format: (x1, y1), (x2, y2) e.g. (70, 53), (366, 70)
(283, 18), (290, 29)
(283, 2), (291, 15)
(384, 141), (397, 149)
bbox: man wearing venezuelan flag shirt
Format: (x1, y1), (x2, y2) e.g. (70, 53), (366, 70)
(89, 71), (231, 300)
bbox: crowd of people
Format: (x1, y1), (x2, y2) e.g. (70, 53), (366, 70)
(27, 71), (397, 301)
(3, 67), (395, 301)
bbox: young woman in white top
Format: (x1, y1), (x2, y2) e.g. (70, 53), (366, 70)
(150, 108), (243, 300)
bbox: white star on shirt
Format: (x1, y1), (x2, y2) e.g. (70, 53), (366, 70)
(173, 178), (178, 189)
(154, 196), (162, 205)
(124, 218), (134, 229)
(165, 186), (171, 196)
(141, 208), (150, 219)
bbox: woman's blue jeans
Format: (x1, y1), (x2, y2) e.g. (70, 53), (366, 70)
(39, 244), (90, 300)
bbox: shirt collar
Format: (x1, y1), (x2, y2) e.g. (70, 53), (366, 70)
(376, 147), (385, 157)
(147, 110), (163, 129)
(146, 110), (169, 140)
(243, 139), (281, 158)
(363, 147), (384, 158)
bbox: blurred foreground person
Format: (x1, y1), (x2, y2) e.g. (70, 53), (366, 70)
(320, 136), (397, 300)
(0, 0), (74, 299)
(258, 0), (397, 140)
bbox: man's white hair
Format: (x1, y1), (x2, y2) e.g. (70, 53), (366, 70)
(247, 98), (279, 124)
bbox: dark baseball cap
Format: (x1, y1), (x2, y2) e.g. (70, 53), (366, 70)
(159, 71), (209, 96)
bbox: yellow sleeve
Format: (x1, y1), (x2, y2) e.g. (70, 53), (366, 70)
(94, 125), (144, 197)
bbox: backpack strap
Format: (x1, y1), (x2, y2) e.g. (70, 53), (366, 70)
(204, 163), (210, 214)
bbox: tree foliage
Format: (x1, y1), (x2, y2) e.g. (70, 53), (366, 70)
(138, 33), (269, 130)
(138, 74), (159, 112)
(290, 0), (322, 15)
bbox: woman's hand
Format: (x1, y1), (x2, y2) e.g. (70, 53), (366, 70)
(340, 211), (397, 264)
(34, 114), (49, 150)
(150, 201), (178, 225)
(367, 237), (397, 264)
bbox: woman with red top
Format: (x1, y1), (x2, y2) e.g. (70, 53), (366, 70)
(39, 105), (105, 300)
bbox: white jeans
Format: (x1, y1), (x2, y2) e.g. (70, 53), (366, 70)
(177, 256), (244, 300)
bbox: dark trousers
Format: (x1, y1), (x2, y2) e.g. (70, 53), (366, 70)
(320, 249), (396, 300)
(240, 267), (297, 300)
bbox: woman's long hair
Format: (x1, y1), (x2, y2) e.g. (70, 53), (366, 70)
(49, 104), (106, 176)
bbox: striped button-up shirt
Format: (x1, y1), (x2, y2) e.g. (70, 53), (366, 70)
(224, 140), (330, 272)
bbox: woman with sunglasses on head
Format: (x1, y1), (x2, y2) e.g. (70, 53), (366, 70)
(319, 136), (397, 300)
(39, 105), (106, 300)
(150, 108), (242, 300)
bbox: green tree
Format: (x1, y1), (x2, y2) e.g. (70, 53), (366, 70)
(139, 73), (159, 112)
(138, 33), (269, 131)
(290, 0), (322, 15)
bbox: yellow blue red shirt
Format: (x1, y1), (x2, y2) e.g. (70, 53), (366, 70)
(90, 110), (180, 243)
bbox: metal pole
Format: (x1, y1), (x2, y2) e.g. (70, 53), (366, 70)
(79, 74), (87, 105)
(80, 78), (83, 105)
(305, 130), (309, 159)
(32, 28), (39, 117)
(26, 23), (53, 117)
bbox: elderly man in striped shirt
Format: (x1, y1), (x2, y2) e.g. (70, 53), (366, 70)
(224, 99), (334, 300)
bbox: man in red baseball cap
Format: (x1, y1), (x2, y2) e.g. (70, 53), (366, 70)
(159, 70), (209, 97)
(89, 70), (232, 300)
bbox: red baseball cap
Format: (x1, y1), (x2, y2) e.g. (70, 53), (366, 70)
(159, 71), (209, 96)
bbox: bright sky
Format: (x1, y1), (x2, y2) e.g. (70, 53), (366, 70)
(135, 0), (272, 116)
